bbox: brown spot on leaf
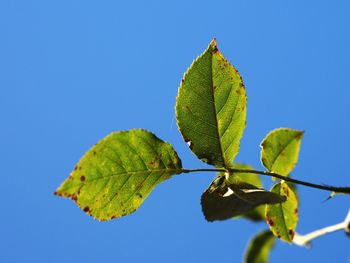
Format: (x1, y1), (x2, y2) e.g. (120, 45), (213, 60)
(93, 151), (96, 155)
(83, 206), (90, 212)
(296, 132), (304, 139)
(74, 166), (78, 171)
(283, 186), (290, 197)
(80, 175), (86, 182)
(289, 229), (295, 239)
(136, 193), (143, 198)
(268, 219), (275, 226)
(294, 208), (298, 214)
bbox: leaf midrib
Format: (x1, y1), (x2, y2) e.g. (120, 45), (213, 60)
(209, 50), (226, 168)
(277, 183), (292, 242)
(60, 168), (182, 191)
(270, 135), (299, 172)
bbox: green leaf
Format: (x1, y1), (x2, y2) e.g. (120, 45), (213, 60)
(176, 39), (247, 168)
(226, 163), (263, 188)
(261, 128), (304, 177)
(242, 206), (266, 222)
(265, 181), (298, 243)
(55, 129), (182, 221)
(244, 230), (276, 263)
(201, 175), (286, 222)
(226, 163), (265, 221)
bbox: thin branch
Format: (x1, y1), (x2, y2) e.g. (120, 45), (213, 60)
(293, 209), (350, 247)
(182, 168), (226, 173)
(181, 168), (350, 194)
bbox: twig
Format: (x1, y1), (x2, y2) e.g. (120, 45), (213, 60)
(181, 168), (350, 194)
(293, 209), (350, 247)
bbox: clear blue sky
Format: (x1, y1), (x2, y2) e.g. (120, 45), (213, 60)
(1, 1), (349, 262)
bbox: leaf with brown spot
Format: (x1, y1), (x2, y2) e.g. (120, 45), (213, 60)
(55, 129), (182, 221)
(176, 39), (247, 168)
(265, 181), (298, 243)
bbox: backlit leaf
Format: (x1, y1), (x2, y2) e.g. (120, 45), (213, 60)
(176, 39), (247, 168)
(244, 230), (276, 263)
(265, 181), (298, 243)
(55, 129), (182, 221)
(201, 175), (286, 222)
(261, 128), (304, 177)
(226, 163), (263, 188)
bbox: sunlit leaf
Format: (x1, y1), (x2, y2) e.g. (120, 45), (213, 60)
(176, 39), (247, 168)
(244, 230), (276, 263)
(55, 129), (182, 221)
(201, 174), (286, 222)
(261, 128), (304, 177)
(265, 181), (298, 243)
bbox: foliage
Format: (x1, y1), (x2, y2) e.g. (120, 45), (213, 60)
(56, 39), (349, 262)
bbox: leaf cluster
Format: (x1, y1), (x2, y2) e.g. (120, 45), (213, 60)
(56, 39), (349, 262)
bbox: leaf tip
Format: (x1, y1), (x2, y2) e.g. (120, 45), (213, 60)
(54, 188), (63, 197)
(297, 130), (305, 138)
(209, 38), (217, 50)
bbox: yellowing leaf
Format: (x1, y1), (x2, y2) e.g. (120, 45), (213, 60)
(265, 182), (298, 243)
(176, 39), (247, 168)
(55, 129), (182, 221)
(261, 128), (304, 177)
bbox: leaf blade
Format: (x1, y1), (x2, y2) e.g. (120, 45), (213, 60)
(244, 230), (276, 263)
(226, 163), (263, 188)
(201, 174), (286, 222)
(227, 163), (266, 221)
(261, 128), (304, 177)
(265, 182), (299, 243)
(176, 39), (247, 168)
(55, 129), (182, 221)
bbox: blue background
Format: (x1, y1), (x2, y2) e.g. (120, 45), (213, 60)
(1, 0), (349, 262)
